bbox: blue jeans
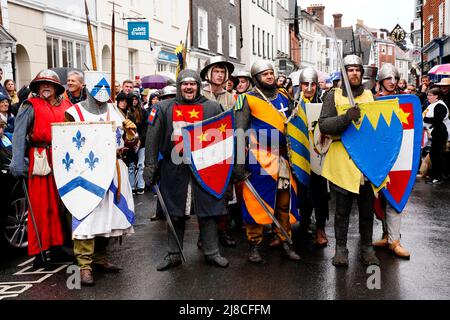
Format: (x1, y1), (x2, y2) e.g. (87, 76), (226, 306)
(129, 148), (145, 190)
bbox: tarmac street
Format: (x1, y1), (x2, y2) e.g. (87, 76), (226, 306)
(0, 179), (449, 300)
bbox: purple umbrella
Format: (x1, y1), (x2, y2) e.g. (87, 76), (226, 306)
(141, 75), (174, 89)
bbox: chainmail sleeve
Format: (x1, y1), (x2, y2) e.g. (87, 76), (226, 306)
(318, 90), (351, 135)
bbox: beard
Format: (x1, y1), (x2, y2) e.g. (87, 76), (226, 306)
(256, 75), (277, 92)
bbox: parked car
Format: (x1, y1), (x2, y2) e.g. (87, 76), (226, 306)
(0, 151), (28, 250)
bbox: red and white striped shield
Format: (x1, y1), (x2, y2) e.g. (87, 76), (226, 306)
(376, 94), (423, 213)
(182, 110), (234, 199)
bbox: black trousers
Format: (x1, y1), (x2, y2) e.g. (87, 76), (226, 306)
(430, 140), (446, 180)
(299, 172), (330, 231)
(169, 216), (220, 256)
(334, 183), (374, 247)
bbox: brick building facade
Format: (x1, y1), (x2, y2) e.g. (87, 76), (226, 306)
(421, 0), (450, 71)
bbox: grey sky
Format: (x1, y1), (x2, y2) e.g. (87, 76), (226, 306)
(298, 0), (416, 32)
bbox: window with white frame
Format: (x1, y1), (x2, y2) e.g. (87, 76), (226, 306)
(429, 16), (434, 41)
(198, 8), (208, 49)
(446, 0), (450, 36)
(129, 50), (136, 79)
(47, 36), (87, 69)
(229, 24), (237, 58)
(217, 18), (223, 54)
(388, 46), (393, 56)
(258, 27), (261, 56)
(262, 30), (265, 58)
(252, 25), (256, 54)
(438, 3), (444, 37)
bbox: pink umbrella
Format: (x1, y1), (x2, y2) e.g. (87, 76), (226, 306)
(428, 64), (450, 75)
(141, 75), (175, 89)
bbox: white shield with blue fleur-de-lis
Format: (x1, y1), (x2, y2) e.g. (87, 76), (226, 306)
(51, 122), (116, 220)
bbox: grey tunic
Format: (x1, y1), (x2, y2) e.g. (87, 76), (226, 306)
(145, 95), (227, 218)
(10, 102), (34, 177)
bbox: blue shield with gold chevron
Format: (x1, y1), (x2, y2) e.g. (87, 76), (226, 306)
(339, 100), (404, 188)
(287, 100), (311, 186)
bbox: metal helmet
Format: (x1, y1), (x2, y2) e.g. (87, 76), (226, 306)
(200, 55), (235, 82)
(299, 66), (318, 84)
(233, 70), (252, 80)
(299, 67), (318, 93)
(343, 55), (363, 68)
(232, 70), (252, 92)
(29, 69), (65, 96)
(378, 63), (400, 82)
(158, 85), (177, 99)
(250, 60), (274, 78)
(362, 66), (378, 91)
(176, 69), (202, 101)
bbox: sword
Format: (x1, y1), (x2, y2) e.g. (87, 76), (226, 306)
(244, 179), (293, 245)
(154, 183), (187, 263)
(22, 179), (47, 264)
(331, 28), (360, 124)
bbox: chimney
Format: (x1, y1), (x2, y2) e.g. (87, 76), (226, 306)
(306, 4), (325, 25)
(333, 13), (343, 28)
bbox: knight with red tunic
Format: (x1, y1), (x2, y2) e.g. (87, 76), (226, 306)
(11, 69), (72, 269)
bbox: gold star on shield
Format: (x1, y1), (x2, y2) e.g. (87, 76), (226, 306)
(197, 132), (208, 142)
(398, 108), (410, 125)
(218, 123), (227, 133)
(189, 109), (200, 119)
(176, 110), (183, 117)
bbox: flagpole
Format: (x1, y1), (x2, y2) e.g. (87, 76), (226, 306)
(84, 0), (97, 71)
(111, 1), (116, 102)
(184, 19), (190, 67)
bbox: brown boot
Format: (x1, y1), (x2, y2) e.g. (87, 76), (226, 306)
(315, 229), (328, 247)
(372, 233), (389, 249)
(389, 240), (410, 260)
(80, 269), (95, 286)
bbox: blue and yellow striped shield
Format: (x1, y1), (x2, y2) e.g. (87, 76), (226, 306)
(286, 99), (311, 186)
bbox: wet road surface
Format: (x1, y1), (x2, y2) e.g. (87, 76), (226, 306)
(0, 178), (449, 300)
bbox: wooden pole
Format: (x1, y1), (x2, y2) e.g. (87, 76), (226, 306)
(111, 1), (116, 101)
(85, 0), (97, 70)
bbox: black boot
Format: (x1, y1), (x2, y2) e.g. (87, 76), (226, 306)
(205, 254), (229, 268)
(32, 253), (49, 270)
(219, 231), (237, 248)
(361, 245), (380, 266)
(156, 254), (182, 271)
(280, 242), (301, 261)
(248, 245), (263, 263)
(333, 192), (352, 267)
(332, 245), (349, 267)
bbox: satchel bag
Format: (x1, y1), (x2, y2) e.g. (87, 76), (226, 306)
(32, 149), (52, 176)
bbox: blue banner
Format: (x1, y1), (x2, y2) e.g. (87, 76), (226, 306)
(128, 21), (149, 40)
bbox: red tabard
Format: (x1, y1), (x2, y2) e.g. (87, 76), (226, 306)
(27, 97), (72, 256)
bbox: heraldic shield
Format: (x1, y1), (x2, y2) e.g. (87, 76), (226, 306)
(52, 122), (116, 220)
(286, 100), (311, 186)
(338, 99), (404, 188)
(304, 103), (332, 175)
(376, 94), (423, 213)
(182, 109), (234, 199)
